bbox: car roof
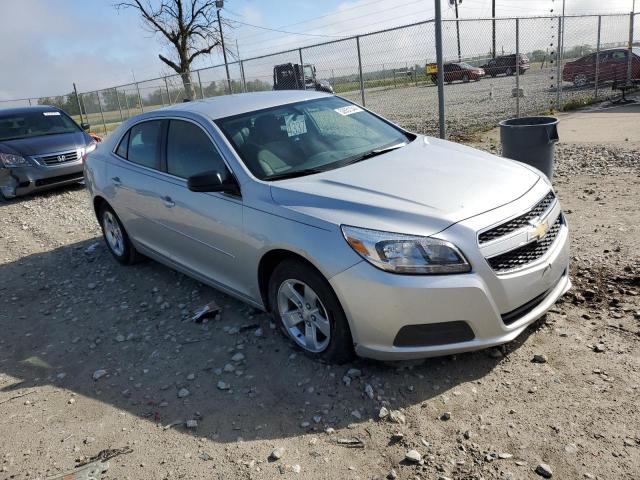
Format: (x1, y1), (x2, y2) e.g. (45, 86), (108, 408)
(159, 90), (332, 121)
(0, 105), (61, 116)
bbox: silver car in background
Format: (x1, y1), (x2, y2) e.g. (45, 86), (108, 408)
(85, 91), (570, 363)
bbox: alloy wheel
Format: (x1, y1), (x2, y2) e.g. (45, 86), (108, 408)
(103, 211), (125, 257)
(574, 74), (587, 87)
(277, 279), (331, 353)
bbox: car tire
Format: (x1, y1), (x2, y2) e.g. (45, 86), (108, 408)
(430, 75), (437, 84)
(269, 259), (354, 364)
(573, 74), (588, 87)
(490, 72), (497, 78)
(506, 67), (514, 76)
(462, 74), (470, 83)
(98, 204), (141, 265)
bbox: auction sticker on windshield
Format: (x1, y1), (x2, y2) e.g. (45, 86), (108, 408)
(285, 114), (307, 137)
(43, 112), (61, 116)
(335, 105), (363, 116)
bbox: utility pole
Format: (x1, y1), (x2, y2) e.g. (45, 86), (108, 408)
(450, 0), (462, 62)
(216, 0), (232, 94)
(492, 0), (496, 58)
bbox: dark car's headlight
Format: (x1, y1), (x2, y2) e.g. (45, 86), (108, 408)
(0, 153), (30, 168)
(341, 225), (471, 274)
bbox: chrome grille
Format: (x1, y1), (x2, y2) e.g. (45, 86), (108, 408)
(39, 150), (79, 165)
(478, 191), (556, 244)
(487, 214), (564, 273)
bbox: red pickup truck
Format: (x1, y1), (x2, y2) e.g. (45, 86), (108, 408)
(562, 47), (640, 86)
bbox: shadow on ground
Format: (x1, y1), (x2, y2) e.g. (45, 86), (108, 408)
(0, 236), (541, 444)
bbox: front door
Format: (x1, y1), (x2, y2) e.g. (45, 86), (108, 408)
(151, 119), (247, 297)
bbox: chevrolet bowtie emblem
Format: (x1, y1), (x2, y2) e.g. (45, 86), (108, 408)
(528, 218), (549, 242)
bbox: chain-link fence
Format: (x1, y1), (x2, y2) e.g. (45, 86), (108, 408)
(1, 12), (637, 139)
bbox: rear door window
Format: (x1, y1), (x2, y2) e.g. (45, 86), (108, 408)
(126, 120), (162, 169)
(166, 120), (228, 179)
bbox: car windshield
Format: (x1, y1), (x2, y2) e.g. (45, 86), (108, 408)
(458, 62), (474, 69)
(0, 110), (80, 141)
(216, 96), (413, 181)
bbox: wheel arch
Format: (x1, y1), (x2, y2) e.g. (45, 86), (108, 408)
(93, 195), (109, 220)
(258, 248), (329, 312)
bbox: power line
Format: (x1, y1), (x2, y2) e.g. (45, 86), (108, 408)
(229, 19), (348, 38)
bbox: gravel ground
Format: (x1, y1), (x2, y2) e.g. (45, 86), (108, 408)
(0, 141), (639, 480)
(340, 69), (608, 138)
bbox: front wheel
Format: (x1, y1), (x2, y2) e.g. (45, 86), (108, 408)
(506, 67), (514, 76)
(269, 259), (353, 364)
(462, 74), (470, 83)
(99, 204), (141, 265)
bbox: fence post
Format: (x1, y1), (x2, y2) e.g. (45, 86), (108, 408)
(95, 92), (108, 136)
(197, 70), (205, 98)
(116, 89), (124, 121)
(28, 98), (32, 106)
(595, 16), (602, 98)
(123, 91), (131, 116)
(555, 16), (563, 110)
(298, 48), (305, 90)
(240, 60), (247, 92)
(356, 36), (366, 106)
(627, 12), (635, 83)
(73, 83), (85, 124)
(135, 82), (144, 112)
(163, 77), (171, 105)
(515, 18), (520, 117)
(435, 0), (446, 139)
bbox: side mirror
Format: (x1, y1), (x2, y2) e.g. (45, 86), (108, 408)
(187, 169), (240, 195)
(81, 122), (91, 131)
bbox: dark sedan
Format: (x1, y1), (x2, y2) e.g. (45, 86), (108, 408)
(0, 106), (96, 200)
(481, 54), (530, 77)
(429, 62), (485, 84)
(562, 47), (640, 86)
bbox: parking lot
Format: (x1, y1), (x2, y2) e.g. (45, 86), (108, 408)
(1, 102), (639, 479)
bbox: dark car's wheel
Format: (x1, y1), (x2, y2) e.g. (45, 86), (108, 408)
(490, 72), (497, 78)
(269, 259), (354, 364)
(99, 204), (141, 265)
(462, 74), (470, 83)
(506, 67), (514, 76)
(573, 73), (588, 87)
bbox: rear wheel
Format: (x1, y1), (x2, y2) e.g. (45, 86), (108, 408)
(462, 74), (470, 83)
(99, 204), (141, 265)
(573, 73), (588, 87)
(506, 67), (514, 76)
(269, 259), (353, 364)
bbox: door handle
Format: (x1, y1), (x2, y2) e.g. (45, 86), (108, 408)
(111, 176), (122, 186)
(161, 195), (175, 208)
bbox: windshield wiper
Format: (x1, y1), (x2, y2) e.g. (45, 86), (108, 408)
(345, 143), (407, 165)
(266, 167), (327, 181)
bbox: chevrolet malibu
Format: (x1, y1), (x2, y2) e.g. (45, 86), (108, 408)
(85, 91), (570, 363)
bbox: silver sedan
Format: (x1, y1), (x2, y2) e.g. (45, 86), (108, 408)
(84, 90), (570, 363)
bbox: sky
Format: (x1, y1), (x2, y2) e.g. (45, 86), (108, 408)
(0, 0), (636, 101)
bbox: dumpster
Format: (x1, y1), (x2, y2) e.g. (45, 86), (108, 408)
(499, 116), (559, 179)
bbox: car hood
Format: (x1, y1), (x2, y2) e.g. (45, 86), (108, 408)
(270, 136), (541, 236)
(0, 131), (89, 157)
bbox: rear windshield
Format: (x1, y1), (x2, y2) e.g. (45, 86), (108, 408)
(0, 110), (80, 141)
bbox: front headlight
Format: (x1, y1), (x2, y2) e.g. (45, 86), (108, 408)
(0, 153), (30, 168)
(341, 225), (471, 274)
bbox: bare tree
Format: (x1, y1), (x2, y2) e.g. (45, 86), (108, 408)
(117, 0), (227, 99)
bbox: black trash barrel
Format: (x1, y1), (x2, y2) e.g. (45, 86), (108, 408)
(499, 116), (559, 179)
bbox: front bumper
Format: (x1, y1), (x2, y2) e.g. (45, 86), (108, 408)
(330, 184), (571, 361)
(0, 160), (84, 198)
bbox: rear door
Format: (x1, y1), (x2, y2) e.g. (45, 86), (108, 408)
(107, 119), (171, 257)
(151, 119), (247, 296)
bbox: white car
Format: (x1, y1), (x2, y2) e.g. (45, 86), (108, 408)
(85, 91), (570, 363)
